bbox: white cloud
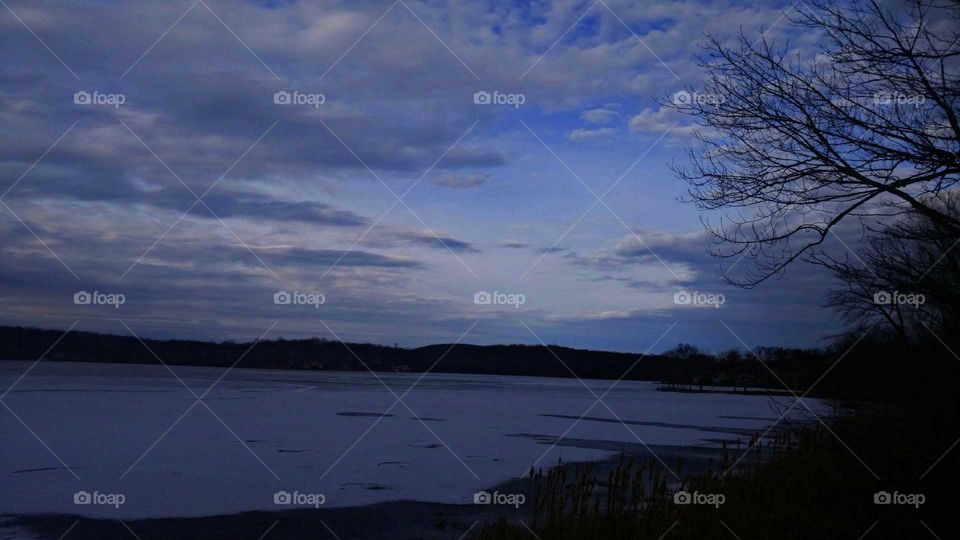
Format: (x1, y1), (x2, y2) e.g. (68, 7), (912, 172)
(568, 127), (616, 142)
(581, 108), (618, 124)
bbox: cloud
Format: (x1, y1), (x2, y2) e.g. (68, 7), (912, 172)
(500, 239), (530, 249)
(395, 229), (479, 253)
(0, 0), (837, 351)
(568, 127), (616, 142)
(432, 173), (490, 189)
(195, 191), (368, 226)
(581, 108), (618, 124)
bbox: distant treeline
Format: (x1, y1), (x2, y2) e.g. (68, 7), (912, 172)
(0, 325), (674, 380)
(0, 325), (940, 400)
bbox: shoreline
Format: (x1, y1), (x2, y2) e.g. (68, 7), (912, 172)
(1, 443), (768, 540)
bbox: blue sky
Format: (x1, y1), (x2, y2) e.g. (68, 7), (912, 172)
(0, 0), (853, 353)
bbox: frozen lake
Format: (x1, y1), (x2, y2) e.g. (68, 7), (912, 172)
(0, 360), (820, 518)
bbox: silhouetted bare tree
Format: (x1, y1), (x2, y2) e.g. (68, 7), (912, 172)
(671, 0), (960, 286)
(820, 191), (960, 340)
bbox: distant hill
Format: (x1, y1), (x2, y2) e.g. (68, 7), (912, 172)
(0, 325), (701, 381)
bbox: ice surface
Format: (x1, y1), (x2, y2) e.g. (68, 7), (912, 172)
(0, 360), (824, 518)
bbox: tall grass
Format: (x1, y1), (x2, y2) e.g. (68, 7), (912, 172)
(470, 418), (942, 539)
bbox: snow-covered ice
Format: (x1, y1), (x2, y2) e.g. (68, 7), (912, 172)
(0, 360), (823, 518)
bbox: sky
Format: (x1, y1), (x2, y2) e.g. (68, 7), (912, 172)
(0, 0), (859, 353)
